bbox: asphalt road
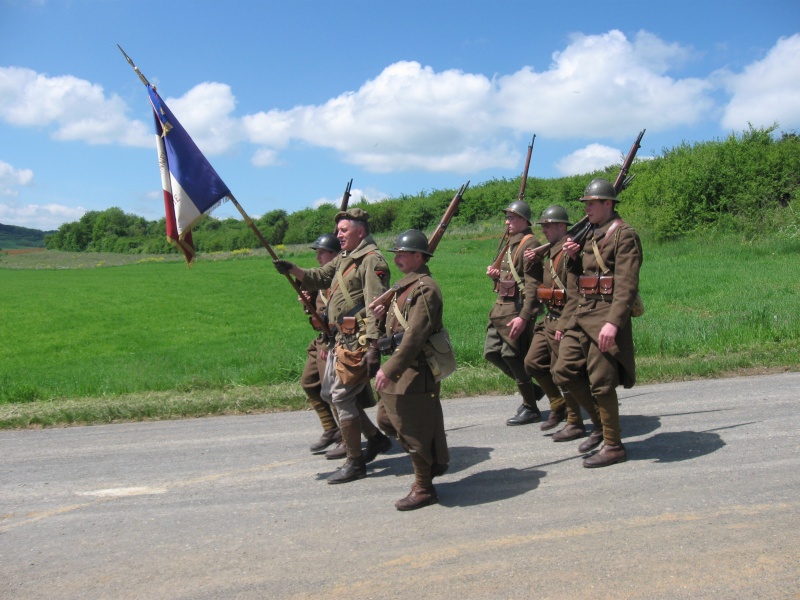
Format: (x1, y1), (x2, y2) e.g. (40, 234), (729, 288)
(2, 372), (798, 600)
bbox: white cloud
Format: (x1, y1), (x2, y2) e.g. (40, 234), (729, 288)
(494, 30), (711, 137)
(0, 160), (34, 196)
(0, 67), (151, 146)
(720, 34), (800, 131)
(165, 82), (243, 155)
(0, 201), (85, 230)
(555, 144), (622, 176)
(242, 30), (714, 173)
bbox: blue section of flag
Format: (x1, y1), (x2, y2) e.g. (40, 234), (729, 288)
(147, 85), (230, 213)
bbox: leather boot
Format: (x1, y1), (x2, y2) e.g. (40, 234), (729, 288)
(578, 428), (604, 453)
(363, 430), (392, 463)
(309, 427), (341, 453)
(583, 444), (627, 468)
(540, 404), (567, 431)
(324, 440), (347, 460)
(395, 483), (438, 511)
(552, 422), (586, 442)
(327, 456), (367, 484)
(506, 381), (542, 425)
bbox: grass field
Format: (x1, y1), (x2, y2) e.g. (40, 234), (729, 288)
(1, 232), (799, 428)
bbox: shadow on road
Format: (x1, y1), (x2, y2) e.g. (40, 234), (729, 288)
(626, 430), (726, 463)
(620, 414), (662, 437)
(368, 445), (494, 479)
(437, 467), (545, 507)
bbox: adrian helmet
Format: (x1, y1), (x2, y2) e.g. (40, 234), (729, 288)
(309, 232), (341, 253)
(580, 178), (617, 202)
(501, 200), (532, 224)
(536, 205), (571, 225)
(389, 229), (432, 256)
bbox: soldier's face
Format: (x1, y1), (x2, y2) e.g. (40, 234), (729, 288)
(315, 249), (338, 266)
(584, 199), (614, 225)
(393, 251), (425, 274)
(505, 212), (528, 235)
(541, 222), (567, 244)
(336, 220), (366, 251)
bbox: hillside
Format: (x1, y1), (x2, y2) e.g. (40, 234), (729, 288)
(0, 223), (54, 250)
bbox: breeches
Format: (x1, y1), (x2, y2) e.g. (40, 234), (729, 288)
(553, 328), (620, 396)
(321, 349), (366, 422)
(484, 323), (530, 384)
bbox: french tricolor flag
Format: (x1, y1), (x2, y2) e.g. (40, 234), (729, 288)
(148, 85), (230, 266)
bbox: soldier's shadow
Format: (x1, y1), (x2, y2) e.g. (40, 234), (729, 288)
(369, 445), (493, 479)
(436, 467), (545, 507)
(625, 430), (726, 462)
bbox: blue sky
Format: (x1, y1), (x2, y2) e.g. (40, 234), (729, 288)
(1, 0), (799, 231)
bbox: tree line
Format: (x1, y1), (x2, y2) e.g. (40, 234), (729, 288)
(45, 125), (800, 255)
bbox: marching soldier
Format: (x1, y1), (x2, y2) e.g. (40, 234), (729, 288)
(274, 208), (393, 483)
(523, 206), (603, 450)
(371, 230), (450, 511)
(553, 179), (643, 467)
(300, 233), (342, 454)
(484, 200), (545, 425)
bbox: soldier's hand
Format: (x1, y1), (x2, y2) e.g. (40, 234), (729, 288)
(374, 369), (389, 391)
(598, 322), (618, 353)
(273, 259), (295, 275)
(486, 266), (500, 278)
(507, 316), (527, 340)
(562, 238), (580, 258)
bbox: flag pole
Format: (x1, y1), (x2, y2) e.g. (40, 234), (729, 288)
(227, 195), (333, 337)
(118, 45), (332, 336)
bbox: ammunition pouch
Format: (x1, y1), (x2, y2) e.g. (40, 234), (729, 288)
(579, 274), (614, 296)
(376, 331), (405, 356)
(536, 286), (566, 307)
(495, 279), (518, 299)
(338, 315), (358, 336)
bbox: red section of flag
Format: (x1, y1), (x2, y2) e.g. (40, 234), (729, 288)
(154, 112), (195, 265)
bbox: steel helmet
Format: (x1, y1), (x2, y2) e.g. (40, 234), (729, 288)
(501, 200), (532, 224)
(389, 229), (432, 256)
(309, 233), (341, 253)
(580, 178), (617, 202)
(536, 205), (571, 225)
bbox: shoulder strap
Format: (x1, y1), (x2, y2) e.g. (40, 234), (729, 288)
(591, 219), (624, 274)
(507, 234), (533, 286)
(330, 251), (374, 311)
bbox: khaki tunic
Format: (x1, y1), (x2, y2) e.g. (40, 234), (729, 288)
(299, 290), (328, 391)
(560, 213), (643, 388)
(523, 237), (569, 381)
(488, 229), (542, 349)
(378, 266), (449, 466)
(300, 235), (390, 343)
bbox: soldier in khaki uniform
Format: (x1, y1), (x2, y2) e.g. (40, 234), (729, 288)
(371, 230), (449, 511)
(485, 201), (545, 425)
(553, 179), (643, 468)
(523, 206), (603, 450)
(274, 208), (392, 483)
(300, 233), (342, 453)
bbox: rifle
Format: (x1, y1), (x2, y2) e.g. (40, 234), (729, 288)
(527, 129), (646, 259)
(492, 134), (535, 268)
(339, 178), (353, 212)
(369, 180), (470, 312)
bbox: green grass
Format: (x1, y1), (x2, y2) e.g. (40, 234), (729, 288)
(1, 233), (798, 428)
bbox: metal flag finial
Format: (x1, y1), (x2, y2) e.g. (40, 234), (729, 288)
(117, 44), (151, 88)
